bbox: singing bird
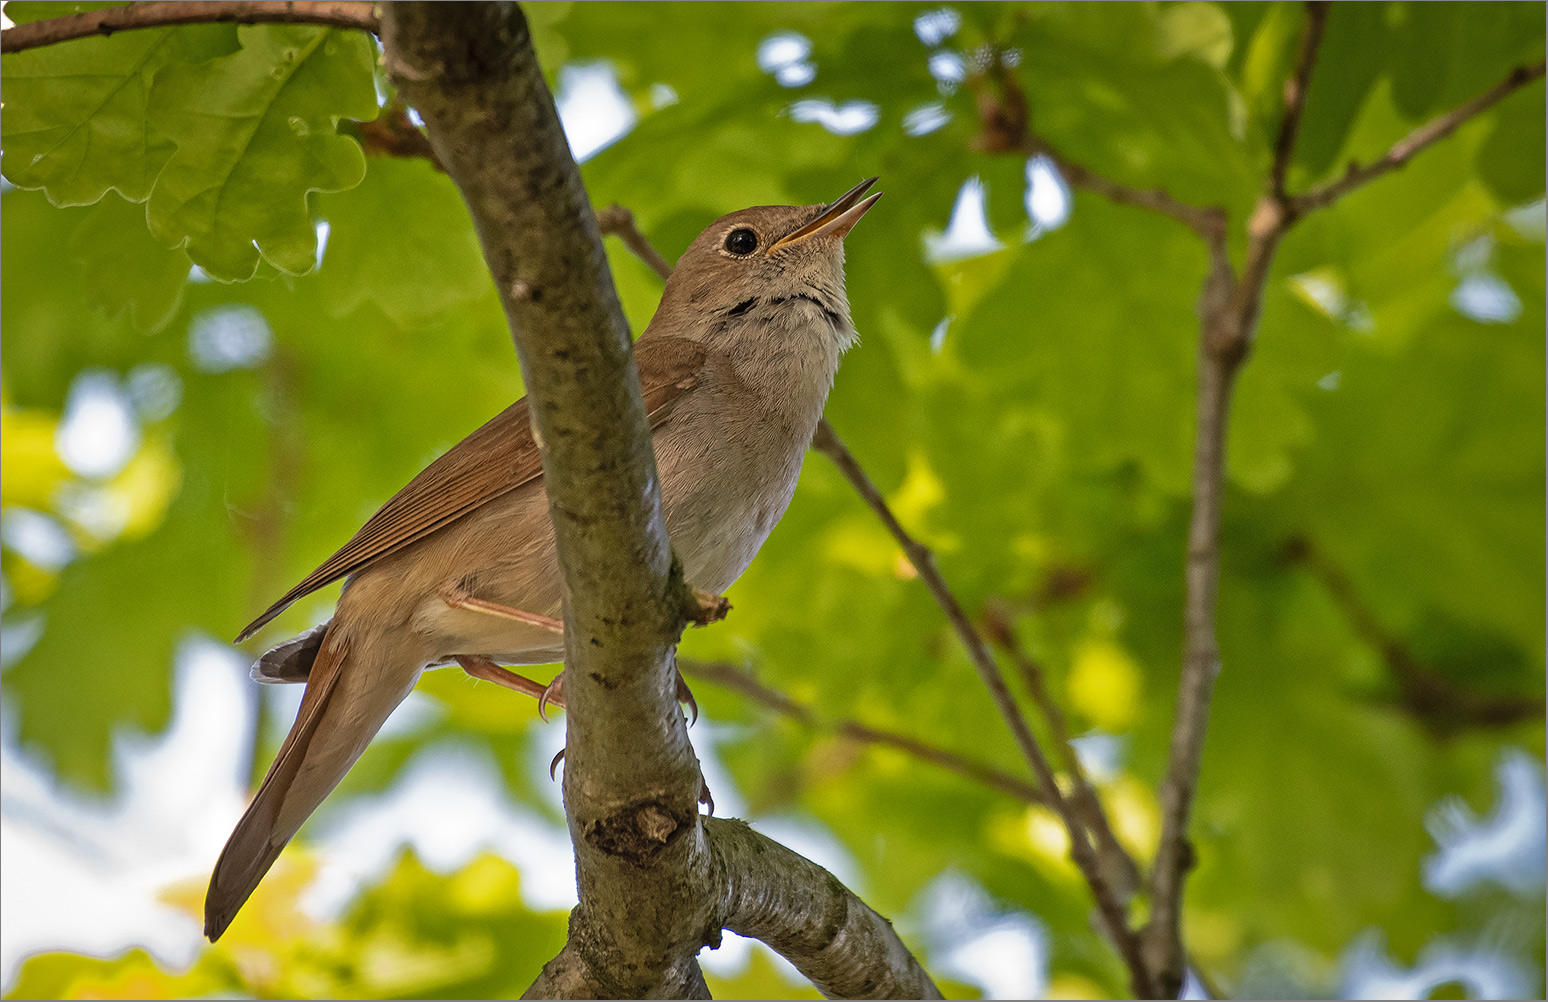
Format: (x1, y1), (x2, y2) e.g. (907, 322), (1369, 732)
(204, 178), (881, 940)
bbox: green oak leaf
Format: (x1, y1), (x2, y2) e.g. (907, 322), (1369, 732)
(68, 192), (189, 333)
(0, 23), (238, 205)
(317, 158), (491, 327)
(145, 25), (378, 281)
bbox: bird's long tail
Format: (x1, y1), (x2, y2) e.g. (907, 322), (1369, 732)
(204, 626), (411, 941)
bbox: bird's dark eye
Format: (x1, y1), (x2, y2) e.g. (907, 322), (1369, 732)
(724, 228), (758, 255)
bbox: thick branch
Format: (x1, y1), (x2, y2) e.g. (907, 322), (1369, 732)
(681, 659), (1049, 806)
(1291, 59), (1546, 215)
(0, 0), (377, 53)
(382, 8), (938, 998)
(811, 422), (1155, 998)
(707, 818), (943, 1000)
(381, 4), (703, 996)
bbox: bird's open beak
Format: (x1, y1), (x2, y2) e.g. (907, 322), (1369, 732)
(769, 177), (882, 250)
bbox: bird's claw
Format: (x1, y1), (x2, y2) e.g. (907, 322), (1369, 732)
(676, 672), (699, 726)
(537, 674), (565, 722)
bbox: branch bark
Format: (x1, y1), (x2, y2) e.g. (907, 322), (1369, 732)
(981, 607), (1140, 901)
(1147, 5), (1315, 993)
(0, 0), (378, 52)
(382, 5), (706, 995)
(708, 818), (943, 1000)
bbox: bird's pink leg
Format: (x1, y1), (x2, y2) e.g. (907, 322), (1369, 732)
(455, 655), (560, 703)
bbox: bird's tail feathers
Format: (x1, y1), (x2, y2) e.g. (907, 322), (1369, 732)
(205, 626), (361, 941)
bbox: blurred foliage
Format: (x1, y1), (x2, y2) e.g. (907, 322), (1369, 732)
(2, 1), (1543, 998)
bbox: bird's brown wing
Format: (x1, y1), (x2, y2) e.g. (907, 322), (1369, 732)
(235, 336), (708, 642)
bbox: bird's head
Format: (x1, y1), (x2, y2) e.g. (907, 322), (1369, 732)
(651, 178), (880, 353)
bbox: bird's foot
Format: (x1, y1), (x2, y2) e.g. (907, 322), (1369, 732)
(538, 673), (565, 722)
(439, 585), (563, 634)
(676, 671), (699, 726)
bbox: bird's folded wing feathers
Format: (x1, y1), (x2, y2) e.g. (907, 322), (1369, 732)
(235, 336), (709, 642)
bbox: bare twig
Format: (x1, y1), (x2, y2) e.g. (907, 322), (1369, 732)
(967, 45), (1226, 241)
(1271, 2), (1330, 202)
(681, 659), (1048, 806)
(811, 421), (1155, 998)
(0, 0), (378, 53)
(1145, 6), (1328, 993)
(1291, 59), (1546, 215)
(1283, 538), (1543, 734)
(1032, 145), (1228, 241)
(982, 606), (1140, 899)
(596, 205), (675, 281)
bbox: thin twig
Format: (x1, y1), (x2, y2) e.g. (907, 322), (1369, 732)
(596, 205), (675, 281)
(1031, 143), (1228, 241)
(680, 659), (1048, 806)
(810, 421), (1155, 999)
(1146, 5), (1330, 993)
(0, 0), (378, 53)
(1291, 59), (1546, 215)
(1283, 538), (1543, 734)
(356, 101), (443, 171)
(982, 605), (1140, 898)
(1271, 2), (1330, 202)
(968, 45), (1226, 241)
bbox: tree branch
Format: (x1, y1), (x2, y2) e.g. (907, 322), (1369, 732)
(1290, 58), (1546, 216)
(1270, 2), (1330, 202)
(381, 4), (708, 996)
(681, 659), (1049, 806)
(1146, 6), (1324, 994)
(596, 204), (676, 282)
(811, 422), (1155, 999)
(981, 606), (1140, 900)
(966, 46), (1227, 241)
(1030, 144), (1228, 242)
(707, 818), (943, 1000)
(0, 0), (378, 53)
(355, 101), (443, 170)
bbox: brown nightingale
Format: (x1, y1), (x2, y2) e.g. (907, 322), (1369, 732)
(204, 178), (881, 940)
